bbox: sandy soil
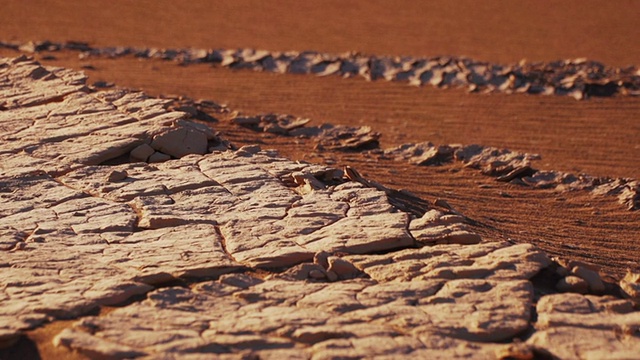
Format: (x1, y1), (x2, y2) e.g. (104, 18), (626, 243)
(3, 0), (640, 66)
(1, 1), (639, 359)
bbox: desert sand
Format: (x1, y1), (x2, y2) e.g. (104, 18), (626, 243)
(1, 1), (639, 359)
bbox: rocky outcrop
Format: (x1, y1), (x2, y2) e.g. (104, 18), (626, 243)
(2, 56), (639, 358)
(3, 40), (640, 99)
(378, 141), (640, 210)
(528, 293), (640, 359)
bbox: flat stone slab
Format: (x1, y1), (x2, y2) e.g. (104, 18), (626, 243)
(2, 56), (640, 358)
(53, 274), (535, 358)
(528, 293), (640, 359)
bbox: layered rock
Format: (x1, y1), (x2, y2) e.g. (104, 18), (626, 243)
(0, 56), (474, 347)
(2, 56), (639, 359)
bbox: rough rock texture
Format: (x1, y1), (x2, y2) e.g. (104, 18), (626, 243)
(0, 56), (226, 176)
(3, 40), (640, 99)
(528, 293), (640, 359)
(2, 57), (640, 358)
(621, 271), (640, 305)
(52, 240), (550, 359)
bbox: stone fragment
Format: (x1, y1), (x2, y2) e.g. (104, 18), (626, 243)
(494, 342), (551, 360)
(528, 293), (640, 358)
(316, 125), (381, 151)
(275, 263), (328, 281)
(620, 270), (640, 305)
(219, 273), (263, 289)
(572, 265), (606, 293)
(308, 269), (327, 280)
(381, 142), (457, 165)
(555, 275), (589, 294)
(54, 328), (148, 359)
(345, 241), (551, 282)
(150, 126), (208, 157)
(235, 144), (262, 156)
(130, 143), (155, 162)
(327, 256), (361, 279)
(148, 151), (171, 163)
(409, 209), (481, 245)
(106, 169), (128, 182)
(313, 251), (330, 269)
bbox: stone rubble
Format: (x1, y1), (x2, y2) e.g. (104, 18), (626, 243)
(377, 141), (640, 210)
(1, 57), (640, 358)
(231, 113), (381, 151)
(3, 40), (639, 99)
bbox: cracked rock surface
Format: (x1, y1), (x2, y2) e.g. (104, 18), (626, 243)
(2, 57), (640, 358)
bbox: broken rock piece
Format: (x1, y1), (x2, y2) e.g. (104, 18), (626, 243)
(528, 293), (640, 359)
(410, 209), (481, 245)
(150, 126), (208, 158)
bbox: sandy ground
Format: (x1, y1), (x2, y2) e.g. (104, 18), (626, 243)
(1, 1), (639, 359)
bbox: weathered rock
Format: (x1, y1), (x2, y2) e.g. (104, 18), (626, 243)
(620, 270), (640, 305)
(0, 57), (223, 175)
(381, 142), (457, 165)
(231, 113), (381, 151)
(52, 275), (537, 358)
(148, 151), (171, 163)
(572, 265), (606, 293)
(326, 256), (362, 279)
(345, 241), (551, 282)
(3, 56), (640, 359)
(314, 124), (381, 151)
(106, 169), (128, 182)
(0, 55), (85, 110)
(150, 126), (208, 158)
(377, 140), (640, 211)
(528, 293), (640, 358)
(409, 209), (481, 245)
(129, 143), (155, 162)
(555, 275), (589, 294)
(5, 40), (640, 99)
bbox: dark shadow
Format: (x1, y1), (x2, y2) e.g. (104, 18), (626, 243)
(0, 335), (41, 360)
(585, 82), (618, 97)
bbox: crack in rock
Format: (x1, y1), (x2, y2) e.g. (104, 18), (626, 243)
(2, 56), (640, 358)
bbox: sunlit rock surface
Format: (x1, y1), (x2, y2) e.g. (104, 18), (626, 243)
(1, 57), (639, 358)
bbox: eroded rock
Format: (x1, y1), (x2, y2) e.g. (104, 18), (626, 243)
(528, 293), (640, 359)
(3, 56), (640, 358)
(231, 113), (381, 151)
(51, 274), (538, 358)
